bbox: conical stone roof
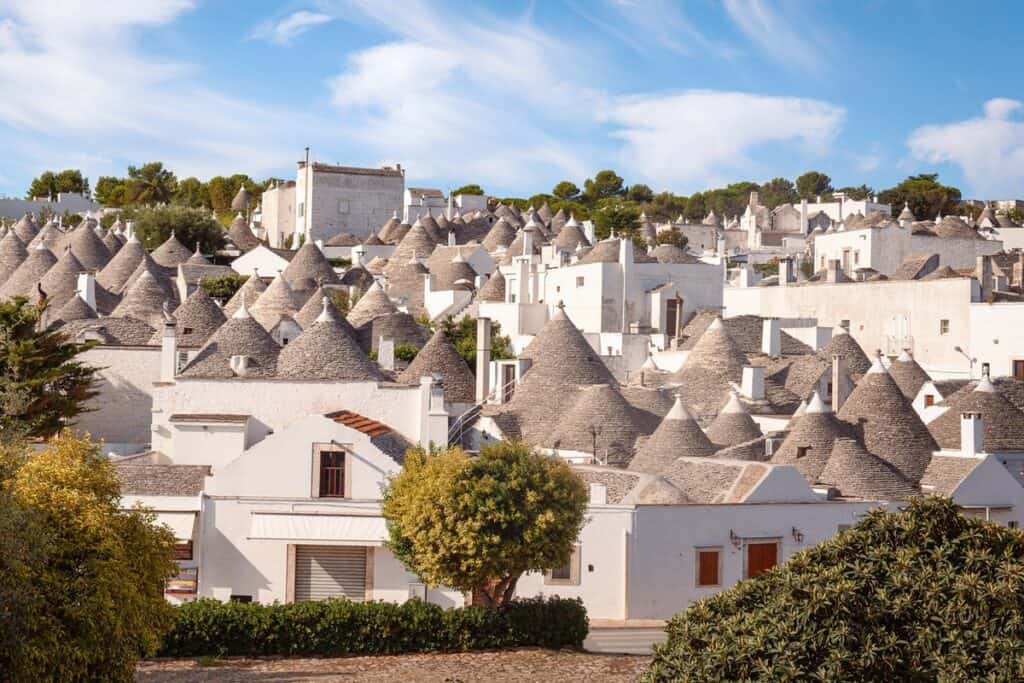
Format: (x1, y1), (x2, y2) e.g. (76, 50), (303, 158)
(888, 349), (930, 400)
(36, 249), (86, 309)
(346, 281), (397, 328)
(51, 293), (97, 326)
(97, 236), (146, 293)
(377, 213), (401, 243)
(671, 318), (748, 417)
(771, 391), (852, 483)
(706, 393), (763, 447)
(630, 397), (715, 474)
(121, 255), (178, 305)
(431, 253), (477, 290)
(325, 231), (358, 247)
(482, 217), (517, 251)
(250, 273), (302, 330)
(419, 212), (444, 243)
(112, 269), (173, 328)
(0, 231), (27, 286)
(928, 375), (1024, 452)
(227, 213), (261, 251)
(29, 224), (62, 252)
(223, 273), (267, 317)
(102, 230), (123, 256)
(818, 327), (871, 375)
(67, 224), (112, 271)
(652, 244), (699, 264)
(476, 270), (505, 303)
(180, 301), (280, 379)
(389, 221), (436, 264)
(553, 219), (590, 250)
(837, 356), (937, 484)
(13, 214), (38, 243)
(363, 231), (384, 246)
(548, 384), (644, 464)
(186, 244), (211, 265)
(819, 437), (918, 500)
(277, 298), (382, 381)
(399, 328), (475, 403)
(160, 287), (226, 347)
(384, 257), (428, 317)
(283, 242), (338, 291)
(294, 286), (354, 338)
(355, 311), (430, 354)
(150, 232), (192, 268)
(0, 244), (56, 299)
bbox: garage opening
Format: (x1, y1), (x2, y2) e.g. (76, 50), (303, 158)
(294, 545), (367, 601)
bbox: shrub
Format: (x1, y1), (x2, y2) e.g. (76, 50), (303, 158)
(158, 596), (587, 657)
(645, 497), (1024, 682)
(200, 274), (248, 301)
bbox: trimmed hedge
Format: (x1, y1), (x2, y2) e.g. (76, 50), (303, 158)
(158, 597), (587, 657)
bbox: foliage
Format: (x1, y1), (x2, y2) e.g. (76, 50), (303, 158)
(0, 298), (98, 441)
(552, 180), (580, 200)
(159, 596), (587, 657)
(438, 315), (515, 370)
(758, 177), (798, 209)
(583, 169), (625, 202)
(207, 174), (264, 220)
(796, 170), (833, 199)
(834, 184), (874, 201)
(131, 205), (225, 254)
(752, 261), (779, 277)
(173, 177), (210, 208)
(647, 191), (688, 221)
(27, 169), (90, 199)
(327, 257), (351, 268)
(593, 203), (640, 241)
(127, 162), (178, 205)
(452, 184), (484, 196)
(655, 230), (688, 249)
(394, 343), (421, 363)
(878, 173), (962, 221)
(626, 183), (654, 203)
(200, 274), (248, 301)
(0, 434), (177, 682)
(799, 258), (815, 279)
(329, 288), (358, 316)
(384, 441), (588, 608)
(645, 497), (1024, 682)
(684, 192), (706, 221)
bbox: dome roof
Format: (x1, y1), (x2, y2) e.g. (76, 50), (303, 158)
(398, 328), (475, 402)
(277, 298), (382, 381)
(630, 397), (715, 474)
(160, 287), (226, 347)
(180, 300), (280, 378)
(150, 232), (191, 268)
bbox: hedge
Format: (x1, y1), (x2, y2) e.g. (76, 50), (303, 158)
(158, 597), (587, 657)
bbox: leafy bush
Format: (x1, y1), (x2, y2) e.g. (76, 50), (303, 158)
(132, 205), (225, 254)
(645, 497), (1024, 682)
(394, 343), (420, 362)
(200, 274), (249, 301)
(159, 596), (587, 657)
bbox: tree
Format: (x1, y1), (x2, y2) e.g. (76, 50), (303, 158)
(593, 203), (641, 242)
(452, 184), (484, 196)
(758, 177), (798, 209)
(27, 169), (89, 199)
(0, 298), (98, 441)
(384, 440), (587, 608)
(438, 315), (514, 370)
(0, 434), (176, 681)
(131, 205), (225, 254)
(878, 174), (961, 220)
(656, 230), (688, 249)
(94, 175), (130, 207)
(834, 184), (874, 201)
(795, 170), (833, 199)
(207, 174), (262, 218)
(627, 183), (654, 203)
(552, 181), (580, 200)
(648, 191), (688, 221)
(173, 177), (210, 208)
(684, 192), (706, 221)
(125, 162), (178, 205)
(583, 169), (625, 202)
(199, 273), (248, 301)
(645, 497), (1024, 682)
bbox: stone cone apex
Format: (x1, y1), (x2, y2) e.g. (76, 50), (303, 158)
(772, 390), (852, 484)
(547, 383), (644, 464)
(706, 392), (763, 447)
(398, 328), (475, 403)
(927, 375), (1024, 452)
(806, 390), (831, 414)
(630, 396), (715, 474)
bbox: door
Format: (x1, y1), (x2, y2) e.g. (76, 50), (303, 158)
(502, 364), (516, 402)
(294, 546), (367, 601)
(665, 298), (683, 339)
(745, 542), (778, 579)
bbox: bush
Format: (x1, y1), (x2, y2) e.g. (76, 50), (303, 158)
(644, 497), (1024, 682)
(200, 273), (249, 301)
(158, 597), (587, 657)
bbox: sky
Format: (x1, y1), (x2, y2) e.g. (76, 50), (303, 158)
(1, 0), (1023, 200)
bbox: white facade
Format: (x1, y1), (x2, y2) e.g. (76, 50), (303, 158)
(813, 226), (1003, 275)
(231, 245), (291, 277)
(260, 181), (296, 248)
(403, 188), (446, 223)
(296, 162), (404, 243)
(0, 192), (100, 220)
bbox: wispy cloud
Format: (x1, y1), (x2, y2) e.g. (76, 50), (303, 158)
(909, 98), (1024, 196)
(250, 10), (332, 46)
(595, 0), (741, 59)
(722, 0), (830, 73)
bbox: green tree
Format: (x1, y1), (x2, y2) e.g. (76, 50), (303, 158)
(132, 205), (225, 254)
(438, 315), (514, 370)
(552, 181), (580, 200)
(0, 298), (98, 441)
(207, 174), (262, 218)
(878, 174), (961, 221)
(27, 169), (90, 199)
(173, 177), (210, 208)
(758, 177), (798, 208)
(199, 273), (248, 301)
(645, 497), (1024, 682)
(627, 183), (654, 203)
(656, 230), (688, 249)
(684, 192), (706, 221)
(0, 434), (176, 681)
(834, 184), (874, 201)
(452, 184), (484, 196)
(583, 169), (625, 202)
(94, 176), (130, 207)
(795, 170), (833, 199)
(126, 162), (178, 205)
(649, 191), (688, 221)
(593, 203), (641, 242)
(384, 440), (587, 608)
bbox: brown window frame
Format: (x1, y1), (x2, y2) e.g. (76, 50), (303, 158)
(695, 547), (721, 587)
(173, 541), (194, 561)
(924, 394), (935, 407)
(744, 540), (780, 579)
(319, 449), (346, 498)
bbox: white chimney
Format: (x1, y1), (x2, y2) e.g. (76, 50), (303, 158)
(961, 411), (983, 456)
(741, 366), (765, 401)
(476, 317), (491, 403)
(589, 482), (608, 505)
(779, 258), (792, 286)
(447, 231), (456, 247)
(378, 338), (395, 371)
(76, 272), (96, 311)
(761, 318), (781, 357)
(314, 239), (324, 253)
(831, 354), (850, 412)
(229, 355), (251, 377)
(160, 316), (177, 382)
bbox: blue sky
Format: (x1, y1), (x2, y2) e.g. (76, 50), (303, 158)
(1, 0), (1023, 200)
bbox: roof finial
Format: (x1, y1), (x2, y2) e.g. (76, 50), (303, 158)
(316, 296), (333, 323)
(234, 293), (250, 319)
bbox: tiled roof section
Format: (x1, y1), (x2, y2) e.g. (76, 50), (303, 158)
(771, 393), (852, 483)
(888, 350), (930, 401)
(0, 245), (56, 299)
(928, 378), (1024, 452)
(938, 377), (1024, 413)
(326, 410), (392, 436)
(346, 281), (397, 328)
(36, 249), (86, 310)
(377, 214), (402, 243)
(419, 212), (445, 243)
(680, 311), (813, 356)
(499, 230), (542, 265)
(121, 255), (178, 305)
(282, 242), (340, 290)
(0, 231), (27, 285)
(278, 297), (382, 381)
(96, 236), (146, 293)
(713, 436), (768, 462)
(549, 384), (644, 465)
(931, 379), (972, 400)
(837, 358), (938, 484)
(630, 397), (715, 474)
(476, 270), (505, 303)
(932, 216), (983, 240)
(919, 455), (980, 495)
(223, 274), (268, 317)
(399, 328), (475, 402)
(921, 265), (962, 281)
(151, 232), (192, 268)
(659, 457), (747, 503)
(355, 312), (430, 354)
(115, 463), (210, 496)
(408, 186), (443, 198)
(819, 436), (918, 500)
(363, 231), (384, 246)
(705, 393), (763, 447)
(340, 265), (374, 289)
(305, 162), (403, 178)
(573, 466), (645, 504)
(62, 316), (156, 346)
(179, 264), (234, 288)
(576, 238), (621, 265)
(364, 256), (388, 275)
(186, 245), (210, 265)
(619, 385), (674, 435)
(671, 318), (748, 417)
(890, 253), (939, 281)
(294, 286), (353, 337)
(12, 213), (38, 242)
(326, 231), (360, 247)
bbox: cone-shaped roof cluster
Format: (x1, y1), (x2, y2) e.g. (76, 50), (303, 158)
(277, 298), (382, 381)
(548, 384), (644, 464)
(928, 375), (1024, 452)
(818, 327), (871, 375)
(97, 235), (146, 293)
(672, 318), (748, 416)
(180, 300), (280, 378)
(705, 393), (763, 447)
(771, 391), (852, 483)
(346, 281), (397, 328)
(888, 349), (930, 400)
(223, 273), (268, 317)
(630, 396), (716, 474)
(398, 328), (475, 402)
(283, 242), (339, 290)
(819, 437), (918, 499)
(151, 232), (191, 268)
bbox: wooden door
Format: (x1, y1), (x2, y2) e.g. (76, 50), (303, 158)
(745, 542), (778, 579)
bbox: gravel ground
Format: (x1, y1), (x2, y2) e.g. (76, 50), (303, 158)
(136, 649), (651, 682)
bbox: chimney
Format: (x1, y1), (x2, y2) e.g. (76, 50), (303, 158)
(229, 355), (251, 377)
(1014, 253), (1024, 288)
(160, 316), (177, 382)
(825, 259), (842, 284)
(779, 257), (792, 286)
(447, 230), (456, 247)
(352, 244), (366, 265)
(761, 318), (781, 357)
(831, 354), (850, 412)
(716, 234), (726, 257)
(589, 482), (608, 505)
(314, 239), (324, 253)
(800, 198), (808, 234)
(961, 411), (983, 456)
(476, 317), (492, 403)
(378, 338), (395, 371)
(76, 272), (96, 311)
(976, 255), (993, 298)
(741, 366), (765, 401)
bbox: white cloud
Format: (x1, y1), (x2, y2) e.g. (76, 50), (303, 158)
(603, 90), (844, 189)
(722, 0), (830, 73)
(250, 10), (332, 46)
(908, 98), (1024, 196)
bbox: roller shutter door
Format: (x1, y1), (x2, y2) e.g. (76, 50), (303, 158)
(294, 545), (367, 601)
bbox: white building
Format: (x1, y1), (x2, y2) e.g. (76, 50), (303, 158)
(259, 180), (296, 248)
(0, 192), (100, 220)
(404, 187), (446, 223)
(295, 161), (405, 244)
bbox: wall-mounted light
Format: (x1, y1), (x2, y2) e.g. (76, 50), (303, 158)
(792, 527), (805, 543)
(729, 530), (742, 549)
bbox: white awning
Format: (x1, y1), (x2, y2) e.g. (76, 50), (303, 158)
(155, 512), (197, 541)
(249, 513), (387, 545)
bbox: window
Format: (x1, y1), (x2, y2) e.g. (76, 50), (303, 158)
(298, 202), (305, 217)
(696, 548), (720, 587)
(924, 394), (935, 407)
(576, 276), (585, 288)
(174, 541), (193, 561)
(230, 594), (253, 603)
(853, 251), (860, 265)
(1013, 360), (1024, 380)
(318, 449), (346, 498)
(940, 319), (950, 335)
(545, 545), (581, 585)
(840, 319), (850, 331)
(796, 446), (809, 459)
(745, 541), (778, 579)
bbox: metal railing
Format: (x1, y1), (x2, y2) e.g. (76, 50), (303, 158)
(447, 375), (520, 447)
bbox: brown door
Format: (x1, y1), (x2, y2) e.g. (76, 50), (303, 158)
(502, 365), (516, 402)
(665, 298), (682, 338)
(746, 542), (778, 579)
